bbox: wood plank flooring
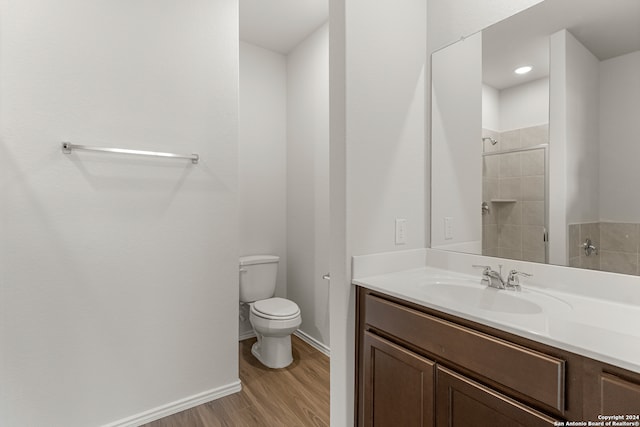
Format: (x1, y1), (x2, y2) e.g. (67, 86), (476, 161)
(142, 335), (330, 427)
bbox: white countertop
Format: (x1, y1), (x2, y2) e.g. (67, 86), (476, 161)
(353, 266), (640, 374)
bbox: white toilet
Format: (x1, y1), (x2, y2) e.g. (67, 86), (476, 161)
(239, 255), (302, 369)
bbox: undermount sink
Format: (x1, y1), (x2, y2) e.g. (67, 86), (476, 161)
(419, 281), (570, 315)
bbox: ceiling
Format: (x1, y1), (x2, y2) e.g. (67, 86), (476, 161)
(240, 0), (328, 54)
(482, 0), (640, 90)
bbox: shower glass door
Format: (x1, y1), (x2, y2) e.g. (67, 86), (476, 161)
(481, 125), (549, 263)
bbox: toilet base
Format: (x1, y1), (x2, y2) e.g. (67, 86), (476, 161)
(251, 334), (293, 369)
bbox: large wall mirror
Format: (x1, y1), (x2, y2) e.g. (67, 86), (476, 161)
(431, 0), (640, 275)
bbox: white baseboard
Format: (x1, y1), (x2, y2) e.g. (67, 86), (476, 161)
(294, 329), (331, 357)
(239, 330), (256, 341)
(102, 380), (242, 427)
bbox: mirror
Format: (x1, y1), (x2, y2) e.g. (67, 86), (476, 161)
(431, 0), (640, 275)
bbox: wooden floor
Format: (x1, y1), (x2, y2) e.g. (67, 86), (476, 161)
(143, 335), (330, 427)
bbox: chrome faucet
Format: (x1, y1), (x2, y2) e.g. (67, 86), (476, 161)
(473, 265), (532, 291)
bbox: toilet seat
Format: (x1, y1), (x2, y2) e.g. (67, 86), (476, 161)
(251, 297), (300, 320)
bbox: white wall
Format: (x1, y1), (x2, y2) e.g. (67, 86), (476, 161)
(238, 42), (287, 336)
(599, 50), (640, 222)
(431, 32), (482, 250)
(482, 84), (500, 131)
(483, 78), (548, 133)
(500, 77), (549, 131)
(346, 7), (427, 256)
(328, 2), (350, 425)
(0, 1), (239, 426)
(286, 24), (330, 348)
(565, 32), (599, 226)
(549, 29), (600, 265)
(549, 30), (568, 266)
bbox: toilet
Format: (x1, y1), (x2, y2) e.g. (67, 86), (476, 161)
(239, 255), (302, 369)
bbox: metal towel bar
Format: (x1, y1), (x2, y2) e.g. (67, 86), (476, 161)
(61, 142), (199, 164)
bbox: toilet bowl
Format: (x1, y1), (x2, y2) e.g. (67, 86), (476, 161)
(249, 297), (302, 368)
(239, 255), (302, 369)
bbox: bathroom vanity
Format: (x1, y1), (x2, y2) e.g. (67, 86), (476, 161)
(355, 0), (640, 422)
(353, 267), (640, 426)
(349, 0), (640, 423)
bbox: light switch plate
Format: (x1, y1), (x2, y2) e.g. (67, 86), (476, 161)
(395, 218), (407, 245)
(444, 217), (453, 240)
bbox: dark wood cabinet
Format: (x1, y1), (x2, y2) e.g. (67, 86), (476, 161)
(356, 286), (640, 426)
(436, 366), (559, 427)
(363, 293), (566, 413)
(362, 331), (435, 427)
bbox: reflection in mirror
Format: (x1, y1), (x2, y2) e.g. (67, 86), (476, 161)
(431, 0), (640, 275)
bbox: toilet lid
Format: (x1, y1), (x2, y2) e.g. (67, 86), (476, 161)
(252, 297), (300, 319)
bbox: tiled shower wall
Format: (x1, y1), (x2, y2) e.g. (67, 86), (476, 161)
(569, 222), (640, 275)
(482, 124), (548, 262)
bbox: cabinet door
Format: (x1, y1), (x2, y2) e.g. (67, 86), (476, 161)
(600, 373), (640, 414)
(362, 332), (435, 427)
(436, 366), (560, 427)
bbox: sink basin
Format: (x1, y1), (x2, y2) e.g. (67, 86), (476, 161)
(419, 282), (570, 315)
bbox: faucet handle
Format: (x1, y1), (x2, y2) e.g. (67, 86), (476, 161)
(506, 270), (532, 290)
(509, 270), (532, 278)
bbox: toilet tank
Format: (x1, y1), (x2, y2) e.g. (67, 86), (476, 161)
(239, 255), (279, 303)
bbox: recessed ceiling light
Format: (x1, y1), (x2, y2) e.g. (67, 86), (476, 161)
(514, 66), (533, 75)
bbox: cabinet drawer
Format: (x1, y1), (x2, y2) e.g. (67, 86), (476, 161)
(600, 373), (640, 414)
(365, 294), (565, 413)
